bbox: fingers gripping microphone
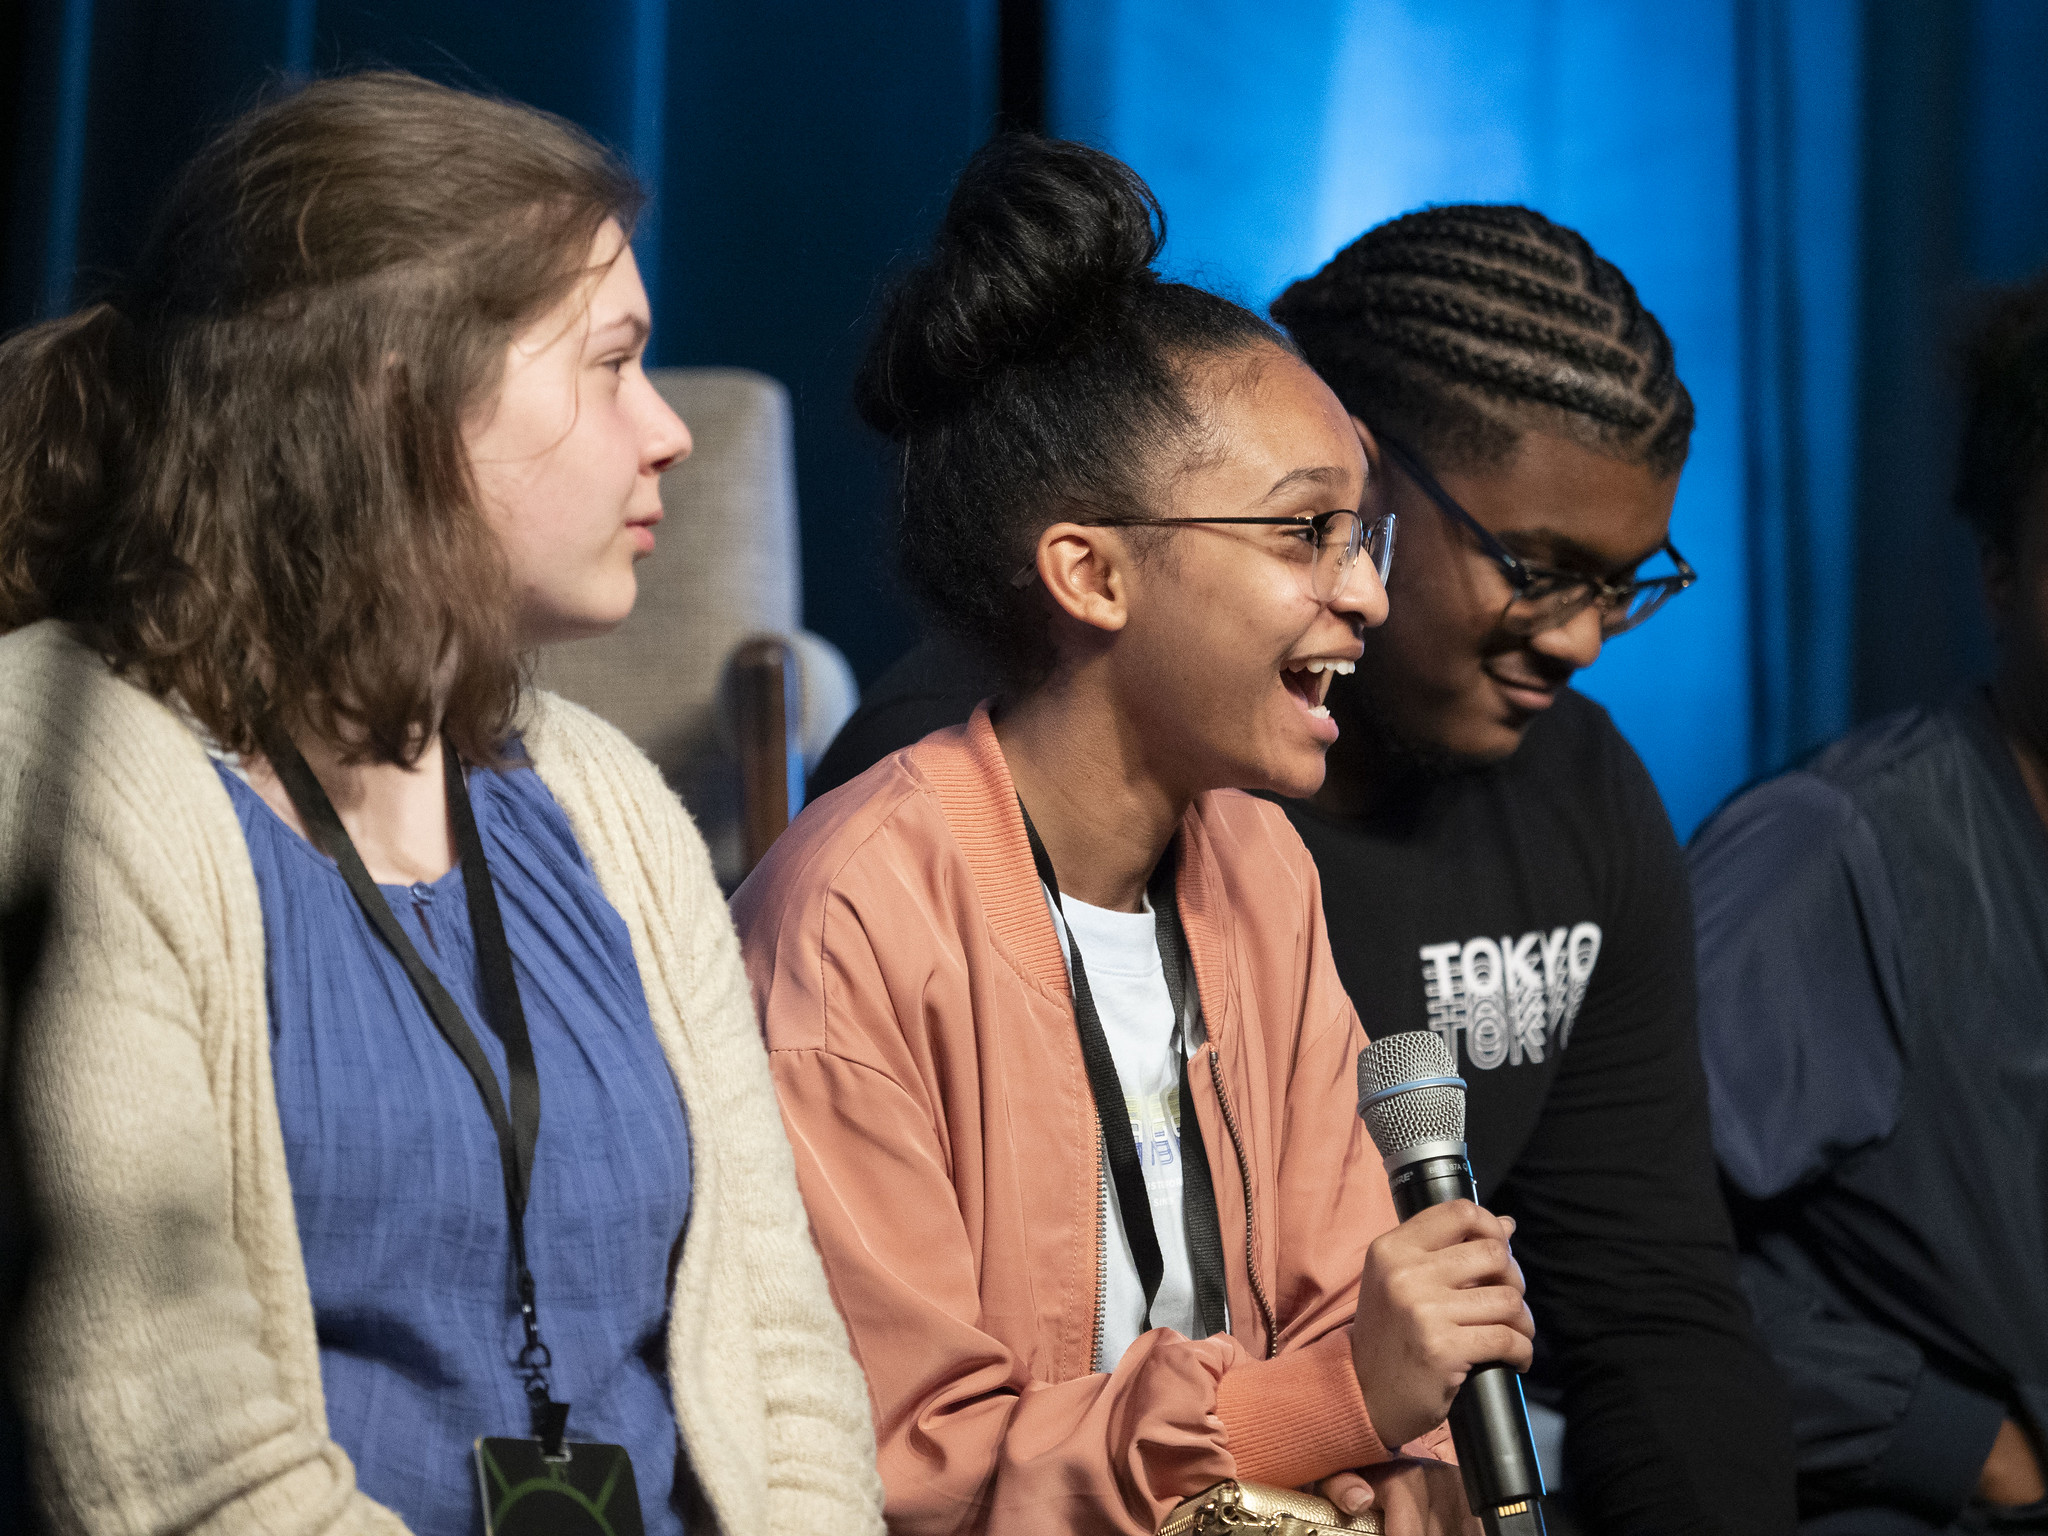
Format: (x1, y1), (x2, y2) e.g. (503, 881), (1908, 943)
(1359, 1032), (1546, 1536)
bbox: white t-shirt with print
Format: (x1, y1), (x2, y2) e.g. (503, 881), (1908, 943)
(1043, 888), (1203, 1371)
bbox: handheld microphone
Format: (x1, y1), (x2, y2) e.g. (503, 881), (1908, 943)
(1358, 1031), (1546, 1536)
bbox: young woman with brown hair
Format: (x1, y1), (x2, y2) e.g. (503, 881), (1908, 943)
(0, 73), (881, 1536)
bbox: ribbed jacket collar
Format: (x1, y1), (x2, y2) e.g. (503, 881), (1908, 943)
(913, 704), (1237, 1046)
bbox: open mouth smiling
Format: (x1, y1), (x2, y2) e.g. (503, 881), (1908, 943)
(1281, 657), (1354, 720)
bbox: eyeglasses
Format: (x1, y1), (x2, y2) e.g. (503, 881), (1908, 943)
(1374, 432), (1695, 638)
(1014, 508), (1396, 603)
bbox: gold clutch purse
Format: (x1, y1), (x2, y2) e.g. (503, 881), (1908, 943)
(1160, 1480), (1384, 1536)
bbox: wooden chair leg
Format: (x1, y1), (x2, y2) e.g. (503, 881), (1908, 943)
(732, 636), (801, 880)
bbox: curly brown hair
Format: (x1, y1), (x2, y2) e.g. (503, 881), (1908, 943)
(0, 71), (642, 765)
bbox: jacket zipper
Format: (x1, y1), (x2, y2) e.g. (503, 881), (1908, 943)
(1208, 1045), (1277, 1358)
(1092, 1151), (1108, 1370)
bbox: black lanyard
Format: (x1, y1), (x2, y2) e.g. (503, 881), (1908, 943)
(1019, 802), (1229, 1342)
(258, 721), (572, 1456)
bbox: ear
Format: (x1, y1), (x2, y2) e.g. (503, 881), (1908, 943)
(1034, 522), (1133, 636)
(1351, 416), (1415, 536)
(1349, 415), (1393, 502)
(1348, 414), (1381, 467)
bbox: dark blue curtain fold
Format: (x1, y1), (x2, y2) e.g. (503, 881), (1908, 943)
(1852, 0), (1984, 726)
(4, 1), (667, 322)
(1737, 0), (1816, 773)
(1737, 0), (1859, 774)
(658, 1), (995, 679)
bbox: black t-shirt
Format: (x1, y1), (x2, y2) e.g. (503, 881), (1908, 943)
(810, 642), (1795, 1534)
(1281, 691), (1673, 1198)
(1286, 696), (1785, 1536)
(1279, 691), (1791, 1533)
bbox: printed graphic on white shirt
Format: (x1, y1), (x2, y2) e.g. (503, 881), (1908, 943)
(1419, 923), (1602, 1070)
(1127, 1083), (1183, 1183)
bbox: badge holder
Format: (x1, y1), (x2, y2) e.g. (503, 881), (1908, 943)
(474, 1436), (646, 1536)
(474, 1328), (643, 1536)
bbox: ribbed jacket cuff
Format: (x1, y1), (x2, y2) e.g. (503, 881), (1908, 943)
(1215, 1329), (1389, 1487)
(1855, 1361), (2006, 1522)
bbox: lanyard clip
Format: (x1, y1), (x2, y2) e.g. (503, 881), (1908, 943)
(515, 1271), (553, 1397)
(518, 1324), (567, 1457)
(527, 1381), (572, 1461)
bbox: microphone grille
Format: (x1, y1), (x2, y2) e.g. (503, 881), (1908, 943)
(1358, 1030), (1466, 1156)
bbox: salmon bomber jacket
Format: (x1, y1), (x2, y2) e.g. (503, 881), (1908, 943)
(733, 705), (1456, 1536)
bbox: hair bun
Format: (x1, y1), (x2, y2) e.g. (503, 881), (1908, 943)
(856, 135), (1165, 438)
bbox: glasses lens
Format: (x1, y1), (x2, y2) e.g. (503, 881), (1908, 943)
(1364, 513), (1396, 584)
(1502, 583), (1595, 637)
(1504, 577), (1683, 638)
(1313, 512), (1364, 601)
(1606, 580), (1676, 635)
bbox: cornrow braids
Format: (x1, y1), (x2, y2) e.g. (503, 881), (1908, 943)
(1272, 204), (1693, 478)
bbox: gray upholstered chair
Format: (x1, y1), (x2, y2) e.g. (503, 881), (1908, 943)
(534, 367), (855, 888)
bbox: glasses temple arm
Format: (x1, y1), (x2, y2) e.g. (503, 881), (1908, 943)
(1376, 435), (1531, 588)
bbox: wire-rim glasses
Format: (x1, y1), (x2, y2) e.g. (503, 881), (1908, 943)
(1041, 507), (1395, 603)
(1374, 432), (1694, 638)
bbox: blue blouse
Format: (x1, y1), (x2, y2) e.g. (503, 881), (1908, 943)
(217, 757), (692, 1536)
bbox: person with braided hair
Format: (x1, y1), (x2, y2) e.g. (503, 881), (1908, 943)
(809, 202), (1796, 1535)
(1266, 207), (1792, 1536)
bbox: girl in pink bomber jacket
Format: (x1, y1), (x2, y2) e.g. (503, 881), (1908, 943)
(733, 136), (1532, 1536)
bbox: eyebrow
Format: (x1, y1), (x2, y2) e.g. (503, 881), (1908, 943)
(588, 313), (650, 350)
(1257, 465), (1351, 502)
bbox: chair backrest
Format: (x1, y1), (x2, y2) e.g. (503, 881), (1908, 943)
(534, 367), (799, 881)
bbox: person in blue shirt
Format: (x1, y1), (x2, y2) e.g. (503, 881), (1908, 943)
(0, 72), (881, 1536)
(1690, 268), (2048, 1533)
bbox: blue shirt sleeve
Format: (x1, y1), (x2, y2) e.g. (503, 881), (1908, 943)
(1687, 772), (1908, 1200)
(1739, 1228), (2007, 1518)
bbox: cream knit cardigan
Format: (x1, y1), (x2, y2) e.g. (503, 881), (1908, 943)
(0, 622), (884, 1536)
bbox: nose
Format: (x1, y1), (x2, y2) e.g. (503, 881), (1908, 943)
(1331, 555), (1390, 630)
(644, 386), (692, 474)
(1528, 602), (1604, 670)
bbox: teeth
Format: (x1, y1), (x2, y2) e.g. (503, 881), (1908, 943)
(1308, 705), (1330, 719)
(1286, 659), (1355, 675)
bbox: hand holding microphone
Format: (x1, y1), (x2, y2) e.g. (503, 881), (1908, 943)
(1349, 1201), (1532, 1444)
(1352, 1031), (1547, 1536)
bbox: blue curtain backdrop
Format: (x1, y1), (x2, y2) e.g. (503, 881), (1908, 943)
(3, 1), (2047, 833)
(1046, 0), (2047, 834)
